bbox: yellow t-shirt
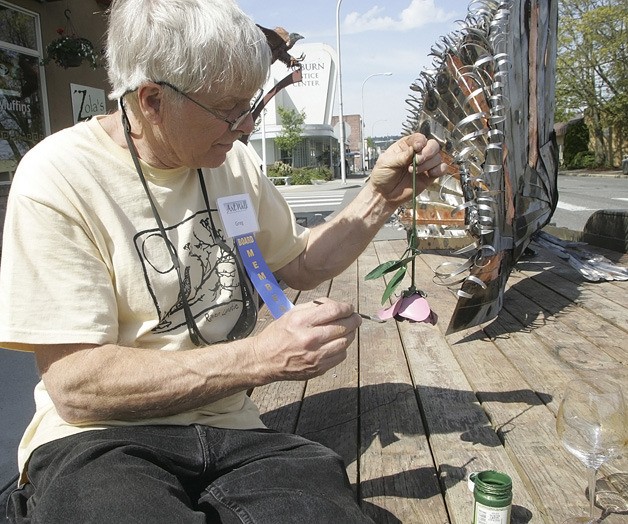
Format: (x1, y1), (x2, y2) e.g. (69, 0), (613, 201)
(0, 116), (308, 479)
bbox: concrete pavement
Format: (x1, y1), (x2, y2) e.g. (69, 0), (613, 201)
(559, 168), (626, 178)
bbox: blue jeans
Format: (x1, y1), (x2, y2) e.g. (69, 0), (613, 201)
(8, 425), (373, 523)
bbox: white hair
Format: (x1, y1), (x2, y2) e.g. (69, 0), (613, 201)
(106, 0), (271, 100)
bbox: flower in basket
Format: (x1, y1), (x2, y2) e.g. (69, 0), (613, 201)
(365, 156), (437, 325)
(43, 28), (100, 69)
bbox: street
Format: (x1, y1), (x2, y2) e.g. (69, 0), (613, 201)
(278, 173), (628, 234)
(552, 174), (628, 231)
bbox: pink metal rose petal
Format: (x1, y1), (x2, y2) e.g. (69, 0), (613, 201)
(377, 296), (403, 320)
(397, 295), (432, 322)
(425, 310), (438, 325)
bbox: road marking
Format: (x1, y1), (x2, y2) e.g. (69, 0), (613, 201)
(613, 197), (628, 202)
(279, 190), (347, 210)
(556, 202), (594, 212)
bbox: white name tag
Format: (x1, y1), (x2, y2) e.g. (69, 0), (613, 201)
(216, 193), (260, 238)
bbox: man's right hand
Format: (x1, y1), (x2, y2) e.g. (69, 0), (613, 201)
(251, 298), (362, 382)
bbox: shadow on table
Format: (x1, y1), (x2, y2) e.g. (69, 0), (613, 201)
(260, 381), (551, 521)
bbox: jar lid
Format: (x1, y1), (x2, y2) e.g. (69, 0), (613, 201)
(468, 470), (512, 494)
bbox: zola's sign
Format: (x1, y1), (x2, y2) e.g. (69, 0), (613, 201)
(71, 84), (106, 123)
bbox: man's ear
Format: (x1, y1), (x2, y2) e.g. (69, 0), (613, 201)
(137, 83), (163, 124)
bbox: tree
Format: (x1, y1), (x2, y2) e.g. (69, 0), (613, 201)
(555, 0), (627, 167)
(275, 106), (305, 166)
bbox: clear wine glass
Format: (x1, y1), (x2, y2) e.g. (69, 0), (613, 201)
(556, 377), (626, 523)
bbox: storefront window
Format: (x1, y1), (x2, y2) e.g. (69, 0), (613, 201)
(0, 3), (45, 184)
(0, 6), (37, 50)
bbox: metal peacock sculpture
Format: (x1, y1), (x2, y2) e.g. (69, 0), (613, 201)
(401, 0), (560, 334)
(399, 0), (626, 335)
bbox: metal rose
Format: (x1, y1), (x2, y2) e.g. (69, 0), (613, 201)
(377, 291), (437, 324)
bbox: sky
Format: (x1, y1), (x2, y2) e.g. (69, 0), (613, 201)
(237, 0), (464, 137)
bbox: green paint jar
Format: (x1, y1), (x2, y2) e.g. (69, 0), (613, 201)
(470, 470), (512, 524)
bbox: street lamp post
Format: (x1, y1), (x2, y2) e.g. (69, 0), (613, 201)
(335, 0), (347, 184)
(261, 109), (267, 177)
(369, 119), (387, 168)
(361, 72), (392, 172)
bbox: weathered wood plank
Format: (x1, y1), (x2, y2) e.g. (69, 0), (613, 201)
(444, 325), (586, 523)
(295, 259), (360, 487)
(357, 242), (449, 523)
(527, 242), (628, 311)
(374, 241), (541, 524)
(248, 239), (626, 523)
(418, 245), (627, 523)
(249, 287), (304, 434)
(250, 283), (329, 433)
(535, 259), (627, 315)
(503, 290), (625, 382)
(504, 256), (627, 385)
(506, 266), (627, 364)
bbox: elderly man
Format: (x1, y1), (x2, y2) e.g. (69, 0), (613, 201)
(0, 0), (445, 522)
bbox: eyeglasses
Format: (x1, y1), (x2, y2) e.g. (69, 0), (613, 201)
(156, 81), (262, 132)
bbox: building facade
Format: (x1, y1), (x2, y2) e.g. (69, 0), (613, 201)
(0, 0), (113, 179)
(330, 113), (362, 172)
(249, 43), (351, 175)
(0, 0), (113, 245)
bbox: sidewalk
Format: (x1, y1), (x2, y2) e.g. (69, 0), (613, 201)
(310, 171), (368, 190)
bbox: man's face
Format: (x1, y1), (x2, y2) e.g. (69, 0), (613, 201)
(156, 85), (259, 169)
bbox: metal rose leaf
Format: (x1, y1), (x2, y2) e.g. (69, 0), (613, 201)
(364, 255), (416, 281)
(380, 267), (407, 305)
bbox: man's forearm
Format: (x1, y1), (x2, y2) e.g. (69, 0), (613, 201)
(278, 183), (397, 290)
(36, 339), (263, 424)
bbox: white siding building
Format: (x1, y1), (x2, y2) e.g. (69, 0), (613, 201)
(249, 43), (341, 172)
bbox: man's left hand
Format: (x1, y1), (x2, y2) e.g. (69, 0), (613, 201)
(369, 133), (448, 207)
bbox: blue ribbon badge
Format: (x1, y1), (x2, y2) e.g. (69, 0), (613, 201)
(216, 194), (294, 319)
(235, 234), (293, 318)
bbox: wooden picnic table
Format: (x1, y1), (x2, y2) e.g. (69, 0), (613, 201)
(1, 236), (625, 523)
(250, 237), (628, 523)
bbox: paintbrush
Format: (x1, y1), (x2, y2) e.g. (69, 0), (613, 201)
(313, 300), (385, 323)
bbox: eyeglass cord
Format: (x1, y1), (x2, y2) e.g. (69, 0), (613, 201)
(119, 96), (258, 346)
(120, 98), (209, 346)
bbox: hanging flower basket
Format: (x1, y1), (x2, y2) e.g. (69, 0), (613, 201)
(43, 28), (100, 69)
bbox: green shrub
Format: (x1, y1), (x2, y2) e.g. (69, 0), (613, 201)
(265, 164), (334, 185)
(563, 119), (590, 167)
(267, 161), (292, 177)
(290, 168), (314, 185)
(568, 151), (597, 169)
(314, 166), (333, 181)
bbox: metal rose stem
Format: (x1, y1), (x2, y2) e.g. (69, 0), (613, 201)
(409, 155), (418, 294)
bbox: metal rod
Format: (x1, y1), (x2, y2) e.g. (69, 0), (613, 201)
(336, 0), (346, 185)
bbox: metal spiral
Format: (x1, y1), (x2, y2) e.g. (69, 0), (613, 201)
(402, 0), (513, 299)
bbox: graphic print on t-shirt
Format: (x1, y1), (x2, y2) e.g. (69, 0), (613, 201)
(133, 210), (243, 339)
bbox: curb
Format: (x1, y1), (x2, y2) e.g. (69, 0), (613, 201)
(558, 170), (626, 178)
